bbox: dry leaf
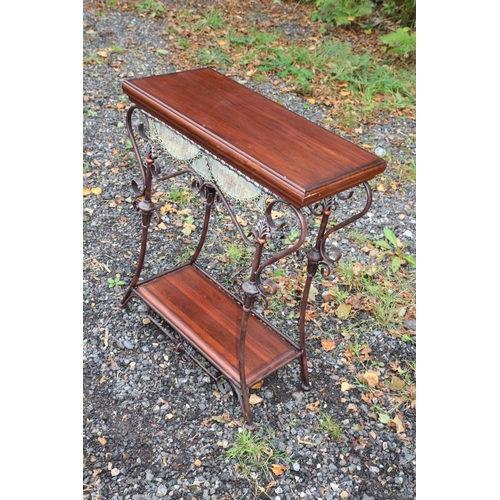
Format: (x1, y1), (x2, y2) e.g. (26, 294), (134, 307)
(356, 370), (379, 388)
(389, 375), (405, 391)
(306, 97), (315, 104)
(97, 437), (107, 445)
(306, 401), (320, 412)
(236, 215), (248, 226)
(392, 415), (404, 434)
(249, 394), (263, 405)
(91, 187), (102, 195)
(340, 381), (352, 392)
(83, 187), (92, 196)
(321, 339), (336, 351)
(377, 184), (386, 192)
(271, 464), (288, 476)
(194, 459), (202, 467)
(251, 380), (264, 389)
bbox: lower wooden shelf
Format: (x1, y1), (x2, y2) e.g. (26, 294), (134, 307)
(133, 264), (301, 388)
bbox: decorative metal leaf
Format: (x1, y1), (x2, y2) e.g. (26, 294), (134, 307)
(252, 219), (271, 241)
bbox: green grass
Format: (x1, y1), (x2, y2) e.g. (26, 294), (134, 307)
(317, 413), (343, 441)
(194, 7), (226, 31)
(226, 427), (291, 477)
(134, 0), (166, 17)
(335, 259), (415, 333)
(227, 243), (251, 264)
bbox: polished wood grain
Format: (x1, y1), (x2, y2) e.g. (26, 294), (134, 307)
(122, 68), (386, 208)
(135, 265), (299, 387)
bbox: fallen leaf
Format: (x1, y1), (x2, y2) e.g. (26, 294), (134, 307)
(356, 370), (379, 388)
(321, 339), (336, 351)
(236, 215), (248, 226)
(91, 187), (102, 195)
(306, 97), (315, 104)
(194, 459), (202, 467)
(83, 187), (92, 196)
(306, 401), (320, 412)
(271, 464), (288, 475)
(389, 375), (406, 391)
(392, 414), (404, 433)
(251, 380), (264, 389)
(249, 394), (263, 405)
(378, 413), (390, 424)
(340, 382), (352, 392)
(97, 437), (107, 445)
(335, 303), (351, 319)
(377, 184), (386, 192)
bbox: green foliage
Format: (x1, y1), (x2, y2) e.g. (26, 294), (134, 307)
(226, 427), (291, 476)
(317, 413), (344, 440)
(380, 0), (416, 26)
(380, 27), (416, 57)
(310, 0), (416, 28)
(312, 0), (373, 26)
(195, 46), (233, 67)
(168, 187), (191, 207)
(227, 243), (250, 264)
(373, 227), (416, 272)
(134, 0), (166, 18)
(194, 7), (225, 30)
(108, 277), (125, 288)
(335, 259), (415, 331)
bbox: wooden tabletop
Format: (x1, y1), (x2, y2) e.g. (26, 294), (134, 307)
(122, 68), (386, 208)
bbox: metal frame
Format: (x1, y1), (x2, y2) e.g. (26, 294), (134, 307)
(119, 106), (373, 428)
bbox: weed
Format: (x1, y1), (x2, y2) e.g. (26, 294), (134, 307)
(347, 230), (370, 247)
(380, 27), (416, 58)
(272, 268), (286, 278)
(227, 243), (250, 264)
(335, 259), (415, 332)
(109, 44), (125, 54)
(312, 0), (373, 26)
(317, 413), (343, 441)
(84, 107), (97, 117)
(167, 187), (191, 207)
(194, 7), (225, 31)
(134, 0), (166, 18)
(195, 46), (233, 67)
(83, 53), (105, 66)
(284, 228), (299, 245)
(226, 427), (290, 477)
(108, 276), (125, 288)
(175, 247), (194, 265)
(373, 227), (416, 272)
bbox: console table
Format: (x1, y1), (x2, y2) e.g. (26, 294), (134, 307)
(119, 68), (386, 429)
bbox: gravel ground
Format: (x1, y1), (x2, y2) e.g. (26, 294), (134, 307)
(83, 3), (416, 499)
